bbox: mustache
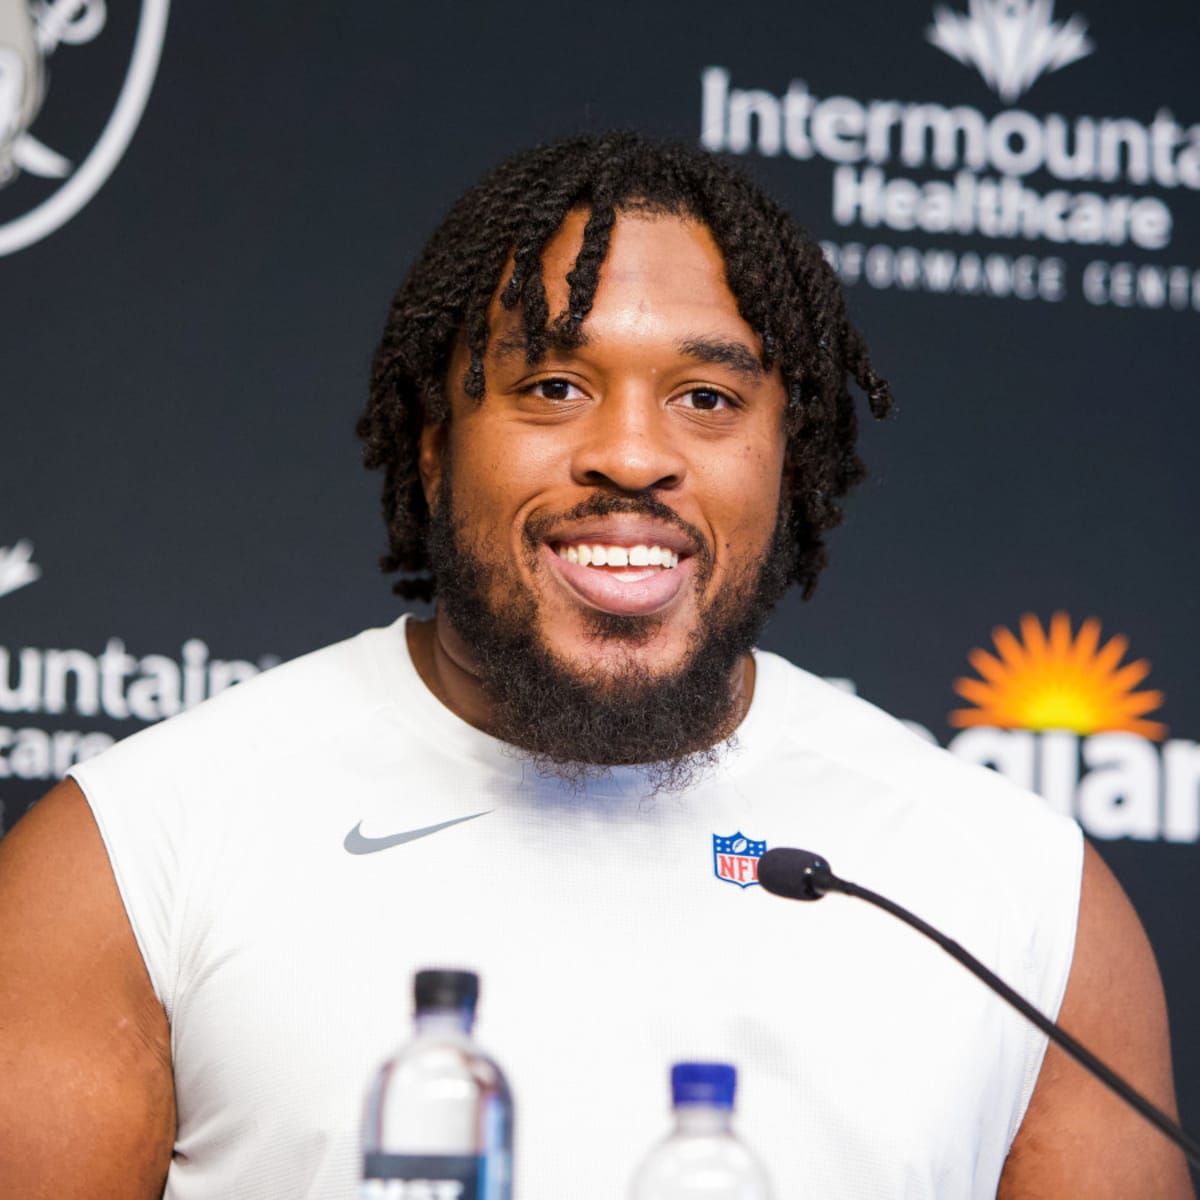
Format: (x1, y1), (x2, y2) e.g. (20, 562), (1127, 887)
(523, 491), (709, 562)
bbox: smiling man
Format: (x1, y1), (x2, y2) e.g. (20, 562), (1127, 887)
(405, 206), (800, 785)
(0, 133), (1192, 1199)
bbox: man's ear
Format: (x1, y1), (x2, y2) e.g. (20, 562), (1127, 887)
(418, 419), (447, 508)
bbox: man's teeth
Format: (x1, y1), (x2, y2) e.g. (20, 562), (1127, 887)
(555, 543), (679, 569)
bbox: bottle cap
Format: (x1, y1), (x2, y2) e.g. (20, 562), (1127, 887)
(414, 968), (480, 1013)
(671, 1061), (737, 1108)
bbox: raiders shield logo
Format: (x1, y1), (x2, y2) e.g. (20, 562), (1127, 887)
(0, 0), (169, 255)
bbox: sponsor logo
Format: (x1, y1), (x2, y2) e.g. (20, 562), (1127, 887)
(832, 614), (1198, 844)
(952, 610), (1164, 739)
(0, 538), (40, 597)
(0, 549), (277, 806)
(944, 613), (1197, 843)
(699, 7), (1200, 313)
(713, 831), (766, 888)
(0, 0), (170, 256)
(927, 0), (1094, 103)
(344, 811), (491, 856)
(1, 634), (273, 721)
(0, 634), (276, 785)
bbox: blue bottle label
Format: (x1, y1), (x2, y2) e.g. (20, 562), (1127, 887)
(360, 1154), (482, 1200)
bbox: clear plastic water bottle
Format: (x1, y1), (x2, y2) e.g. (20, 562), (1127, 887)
(630, 1062), (773, 1199)
(360, 968), (513, 1200)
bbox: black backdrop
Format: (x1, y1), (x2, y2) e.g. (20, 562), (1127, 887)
(3, 0), (1198, 1157)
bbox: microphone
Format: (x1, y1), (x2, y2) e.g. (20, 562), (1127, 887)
(756, 846), (1200, 1171)
(757, 848), (834, 901)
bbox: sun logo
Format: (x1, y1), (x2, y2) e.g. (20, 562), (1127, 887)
(951, 612), (1166, 741)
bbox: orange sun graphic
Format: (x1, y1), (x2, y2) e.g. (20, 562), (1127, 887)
(951, 612), (1167, 741)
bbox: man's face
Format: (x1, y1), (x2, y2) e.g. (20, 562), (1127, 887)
(422, 209), (789, 679)
(417, 209), (792, 776)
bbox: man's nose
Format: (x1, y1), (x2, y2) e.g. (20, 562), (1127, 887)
(569, 391), (687, 493)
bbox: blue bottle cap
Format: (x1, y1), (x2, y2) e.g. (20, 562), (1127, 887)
(671, 1061), (737, 1107)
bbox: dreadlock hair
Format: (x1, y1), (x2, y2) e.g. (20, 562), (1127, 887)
(358, 130), (892, 603)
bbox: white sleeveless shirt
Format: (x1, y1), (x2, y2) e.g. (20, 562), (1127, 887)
(70, 616), (1082, 1199)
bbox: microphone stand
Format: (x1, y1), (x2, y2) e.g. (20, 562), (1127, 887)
(759, 848), (1200, 1171)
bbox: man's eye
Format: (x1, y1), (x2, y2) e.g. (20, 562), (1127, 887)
(528, 378), (582, 402)
(676, 388), (733, 411)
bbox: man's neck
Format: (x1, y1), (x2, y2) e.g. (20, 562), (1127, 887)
(406, 614), (498, 735)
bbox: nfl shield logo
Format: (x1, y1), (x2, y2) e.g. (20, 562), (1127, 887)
(713, 832), (766, 888)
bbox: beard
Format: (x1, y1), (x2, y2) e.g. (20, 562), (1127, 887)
(426, 480), (795, 791)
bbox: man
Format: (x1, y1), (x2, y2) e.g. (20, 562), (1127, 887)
(0, 132), (1192, 1198)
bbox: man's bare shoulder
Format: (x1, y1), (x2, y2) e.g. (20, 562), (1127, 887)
(0, 780), (174, 1199)
(999, 841), (1194, 1199)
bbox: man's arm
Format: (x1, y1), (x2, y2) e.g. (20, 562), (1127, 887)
(999, 840), (1194, 1198)
(0, 779), (175, 1199)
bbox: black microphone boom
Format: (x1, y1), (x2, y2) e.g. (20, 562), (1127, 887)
(756, 846), (1200, 1171)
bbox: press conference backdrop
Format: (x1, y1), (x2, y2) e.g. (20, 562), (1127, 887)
(2, 0), (1197, 1148)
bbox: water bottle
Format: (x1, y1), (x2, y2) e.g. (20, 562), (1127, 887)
(630, 1062), (773, 1199)
(360, 968), (513, 1200)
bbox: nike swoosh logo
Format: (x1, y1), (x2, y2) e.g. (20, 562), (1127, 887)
(343, 810), (491, 855)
